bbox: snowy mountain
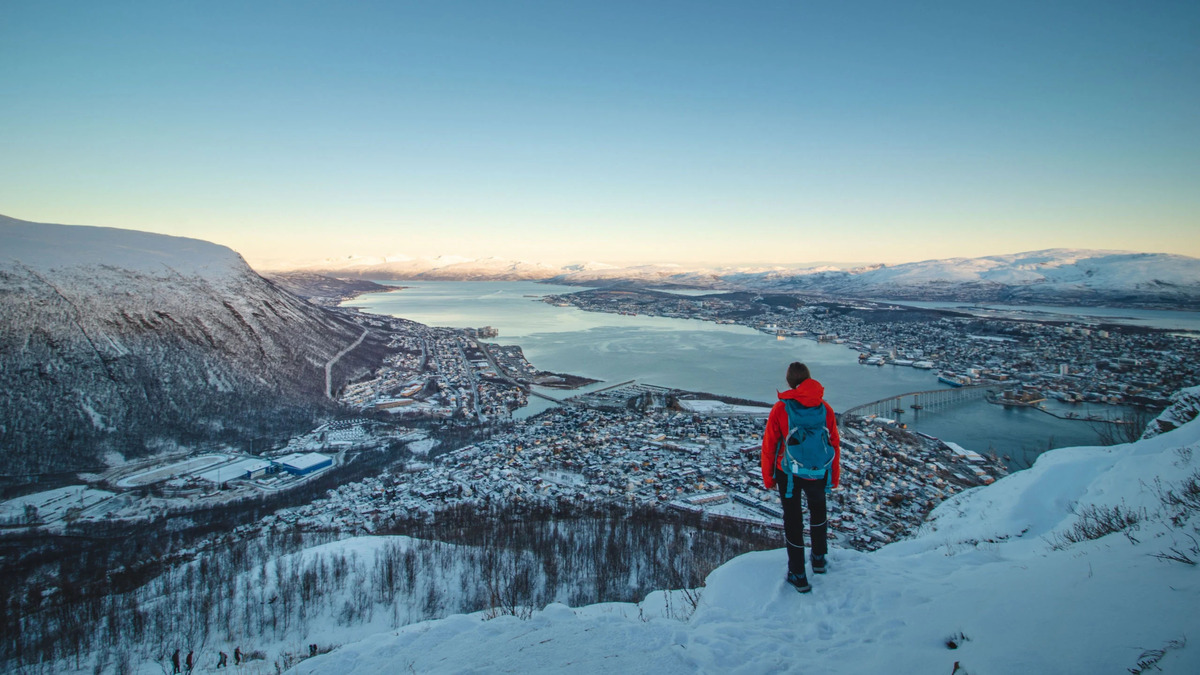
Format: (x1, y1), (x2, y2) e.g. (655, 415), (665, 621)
(0, 215), (387, 474)
(290, 388), (1200, 674)
(294, 255), (824, 286)
(551, 263), (730, 287)
(287, 248), (1200, 308)
(414, 257), (562, 281)
(752, 249), (1200, 307)
(293, 255), (559, 281)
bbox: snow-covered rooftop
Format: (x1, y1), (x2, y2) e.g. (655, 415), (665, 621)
(197, 459), (272, 484)
(276, 452), (333, 471)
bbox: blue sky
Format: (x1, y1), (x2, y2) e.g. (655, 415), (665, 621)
(2, 1), (1198, 267)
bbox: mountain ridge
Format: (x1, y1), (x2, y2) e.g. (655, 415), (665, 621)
(0, 215), (387, 475)
(288, 246), (1200, 309)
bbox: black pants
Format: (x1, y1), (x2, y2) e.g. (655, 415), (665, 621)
(775, 470), (828, 574)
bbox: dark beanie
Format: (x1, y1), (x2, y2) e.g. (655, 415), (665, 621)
(786, 362), (810, 389)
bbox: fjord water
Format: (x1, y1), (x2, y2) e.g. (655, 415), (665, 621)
(345, 282), (1134, 469)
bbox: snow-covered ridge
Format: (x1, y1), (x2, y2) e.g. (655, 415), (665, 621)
(1142, 385), (1200, 439)
(287, 255), (847, 284)
(847, 248), (1200, 290)
(287, 247), (1200, 307)
(0, 215), (382, 474)
(292, 396), (1200, 674)
(287, 254), (562, 281)
(725, 248), (1200, 306)
(1, 214), (245, 281)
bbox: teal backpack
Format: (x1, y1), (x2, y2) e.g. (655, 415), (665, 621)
(775, 399), (835, 498)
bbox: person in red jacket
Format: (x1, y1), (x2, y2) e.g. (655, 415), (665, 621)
(760, 362), (841, 592)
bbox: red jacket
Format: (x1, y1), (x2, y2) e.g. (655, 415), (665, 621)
(760, 378), (841, 490)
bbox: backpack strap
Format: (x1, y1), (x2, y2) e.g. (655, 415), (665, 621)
(772, 403), (792, 498)
(777, 400), (803, 498)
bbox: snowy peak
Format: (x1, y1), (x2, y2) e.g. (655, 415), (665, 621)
(0, 214), (246, 281)
(0, 216), (383, 474)
(421, 257), (560, 280)
(738, 249), (1200, 307)
(562, 261), (620, 272)
(299, 255), (562, 281)
(284, 247), (1200, 307)
(863, 249), (1199, 294)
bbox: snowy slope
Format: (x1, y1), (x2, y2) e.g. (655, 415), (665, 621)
(743, 249), (1200, 307)
(0, 215), (385, 472)
(415, 257), (561, 281)
(296, 255), (559, 281)
(293, 389), (1200, 674)
(1, 217), (246, 279)
(841, 249), (1197, 291)
(289, 248), (1200, 307)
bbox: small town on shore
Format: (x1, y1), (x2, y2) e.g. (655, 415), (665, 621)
(268, 397), (1004, 553)
(7, 283), (1196, 558)
(7, 296), (1015, 557)
(544, 288), (1199, 410)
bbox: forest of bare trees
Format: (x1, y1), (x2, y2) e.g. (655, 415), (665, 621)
(3, 500), (777, 674)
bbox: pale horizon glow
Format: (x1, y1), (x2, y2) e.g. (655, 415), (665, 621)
(1, 1), (1198, 269)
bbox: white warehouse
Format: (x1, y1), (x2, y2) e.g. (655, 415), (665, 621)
(274, 452), (333, 476)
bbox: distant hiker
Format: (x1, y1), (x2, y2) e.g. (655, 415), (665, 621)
(761, 362), (841, 593)
(185, 650), (194, 673)
(172, 649), (181, 674)
(234, 647), (242, 665)
(217, 651), (228, 668)
(309, 643), (318, 656)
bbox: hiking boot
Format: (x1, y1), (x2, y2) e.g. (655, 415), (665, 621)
(811, 555), (827, 574)
(786, 571), (812, 593)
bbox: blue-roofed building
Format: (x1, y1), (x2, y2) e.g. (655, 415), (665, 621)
(275, 452), (333, 476)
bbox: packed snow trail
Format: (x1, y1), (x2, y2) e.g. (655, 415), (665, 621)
(325, 327), (369, 398)
(291, 392), (1200, 675)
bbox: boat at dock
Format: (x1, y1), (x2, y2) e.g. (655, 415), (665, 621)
(938, 371), (969, 387)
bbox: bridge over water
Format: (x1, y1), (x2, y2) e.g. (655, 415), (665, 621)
(843, 383), (1003, 418)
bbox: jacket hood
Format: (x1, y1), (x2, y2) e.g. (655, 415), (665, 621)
(778, 378), (825, 407)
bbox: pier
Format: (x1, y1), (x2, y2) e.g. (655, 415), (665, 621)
(843, 383), (1003, 418)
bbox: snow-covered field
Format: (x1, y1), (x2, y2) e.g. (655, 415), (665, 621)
(291, 391), (1200, 674)
(677, 400), (771, 416)
(0, 486), (115, 527)
(114, 454), (232, 488)
(405, 437), (438, 457)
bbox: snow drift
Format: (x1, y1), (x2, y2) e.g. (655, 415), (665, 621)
(292, 389), (1200, 674)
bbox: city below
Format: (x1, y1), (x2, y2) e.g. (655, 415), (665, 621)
(16, 279), (1193, 561)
